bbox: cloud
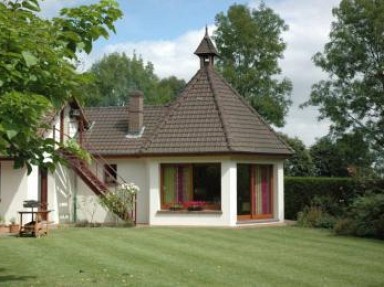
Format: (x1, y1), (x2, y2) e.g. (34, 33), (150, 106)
(80, 0), (341, 146)
(83, 26), (215, 81)
(250, 0), (341, 146)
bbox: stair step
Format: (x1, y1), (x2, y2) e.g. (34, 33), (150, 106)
(60, 150), (108, 196)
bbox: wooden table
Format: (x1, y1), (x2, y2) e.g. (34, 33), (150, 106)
(18, 210), (52, 237)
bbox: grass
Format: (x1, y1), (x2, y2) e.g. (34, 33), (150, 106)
(0, 226), (383, 287)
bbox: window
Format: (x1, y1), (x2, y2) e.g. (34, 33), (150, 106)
(104, 164), (117, 185)
(161, 164), (221, 211)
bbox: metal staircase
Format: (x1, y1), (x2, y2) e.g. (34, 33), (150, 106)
(59, 149), (108, 197)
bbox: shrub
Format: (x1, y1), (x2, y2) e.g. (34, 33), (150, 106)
(333, 218), (356, 235)
(284, 177), (357, 220)
(297, 206), (336, 229)
(334, 193), (384, 239)
(100, 182), (138, 223)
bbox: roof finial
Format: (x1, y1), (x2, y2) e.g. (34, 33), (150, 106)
(194, 26), (219, 68)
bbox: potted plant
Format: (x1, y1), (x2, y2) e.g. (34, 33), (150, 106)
(9, 217), (20, 234)
(183, 201), (206, 211)
(0, 216), (8, 233)
(167, 202), (184, 211)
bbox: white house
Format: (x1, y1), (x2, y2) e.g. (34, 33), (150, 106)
(0, 31), (292, 227)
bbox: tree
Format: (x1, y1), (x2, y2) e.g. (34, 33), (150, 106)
(278, 133), (314, 177)
(214, 3), (292, 127)
(156, 76), (186, 104)
(303, 0), (384, 151)
(82, 53), (186, 107)
(0, 0), (122, 172)
(310, 132), (374, 177)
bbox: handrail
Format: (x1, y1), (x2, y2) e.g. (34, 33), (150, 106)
(51, 127), (127, 187)
(49, 126), (137, 224)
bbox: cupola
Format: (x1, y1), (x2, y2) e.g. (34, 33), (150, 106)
(194, 27), (219, 68)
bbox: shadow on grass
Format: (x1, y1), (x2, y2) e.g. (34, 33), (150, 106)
(0, 268), (36, 283)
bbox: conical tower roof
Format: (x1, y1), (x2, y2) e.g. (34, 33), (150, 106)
(141, 31), (292, 156)
(194, 26), (219, 57)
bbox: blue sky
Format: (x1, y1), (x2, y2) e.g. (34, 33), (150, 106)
(41, 0), (342, 146)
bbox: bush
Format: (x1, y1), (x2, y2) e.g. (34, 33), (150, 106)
(285, 177), (357, 220)
(334, 193), (384, 239)
(100, 183), (138, 223)
(333, 218), (356, 235)
(297, 206), (336, 229)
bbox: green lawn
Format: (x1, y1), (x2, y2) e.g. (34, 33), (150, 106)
(0, 226), (383, 287)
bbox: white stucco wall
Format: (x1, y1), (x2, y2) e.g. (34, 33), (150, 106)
(146, 156), (286, 226)
(147, 156), (237, 226)
(110, 159), (148, 224)
(71, 158), (147, 224)
(276, 162), (285, 222)
(0, 161), (29, 224)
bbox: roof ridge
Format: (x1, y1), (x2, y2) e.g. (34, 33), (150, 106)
(206, 66), (232, 152)
(84, 104), (165, 110)
(139, 70), (202, 152)
(211, 70), (293, 152)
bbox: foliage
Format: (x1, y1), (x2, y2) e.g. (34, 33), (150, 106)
(334, 193), (384, 239)
(214, 3), (292, 127)
(278, 133), (314, 176)
(183, 201), (206, 211)
(0, 0), (122, 171)
(100, 182), (138, 223)
(82, 52), (186, 107)
(303, 0), (384, 151)
(166, 202), (184, 211)
(284, 177), (357, 219)
(310, 132), (375, 178)
(64, 139), (92, 164)
(0, 92), (60, 173)
(297, 206), (336, 229)
(156, 76), (186, 104)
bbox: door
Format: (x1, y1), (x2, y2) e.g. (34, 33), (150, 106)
(237, 164), (273, 220)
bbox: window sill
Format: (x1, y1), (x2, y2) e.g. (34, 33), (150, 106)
(157, 210), (222, 215)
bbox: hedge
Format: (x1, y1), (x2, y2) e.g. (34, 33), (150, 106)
(284, 177), (384, 220)
(284, 177), (354, 220)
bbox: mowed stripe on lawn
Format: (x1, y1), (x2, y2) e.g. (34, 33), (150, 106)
(0, 226), (383, 286)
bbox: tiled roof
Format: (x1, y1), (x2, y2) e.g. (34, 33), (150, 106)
(83, 106), (167, 155)
(84, 65), (291, 156)
(194, 27), (219, 56)
(83, 33), (292, 157)
(140, 65), (292, 156)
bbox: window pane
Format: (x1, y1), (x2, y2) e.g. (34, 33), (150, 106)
(161, 164), (221, 210)
(237, 164), (251, 215)
(163, 166), (176, 203)
(193, 164), (221, 204)
(104, 164), (117, 184)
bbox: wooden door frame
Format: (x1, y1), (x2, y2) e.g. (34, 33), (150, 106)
(237, 164), (274, 221)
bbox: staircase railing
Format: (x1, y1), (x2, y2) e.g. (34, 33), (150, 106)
(52, 127), (136, 224)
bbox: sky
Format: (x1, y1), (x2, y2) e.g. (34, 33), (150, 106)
(40, 0), (341, 147)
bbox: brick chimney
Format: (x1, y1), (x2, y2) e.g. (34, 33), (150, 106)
(128, 91), (144, 135)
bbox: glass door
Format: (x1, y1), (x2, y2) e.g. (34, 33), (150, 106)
(237, 164), (273, 220)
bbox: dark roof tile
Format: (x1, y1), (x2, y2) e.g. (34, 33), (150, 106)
(83, 33), (292, 157)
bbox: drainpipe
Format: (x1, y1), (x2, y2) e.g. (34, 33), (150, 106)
(73, 170), (78, 223)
